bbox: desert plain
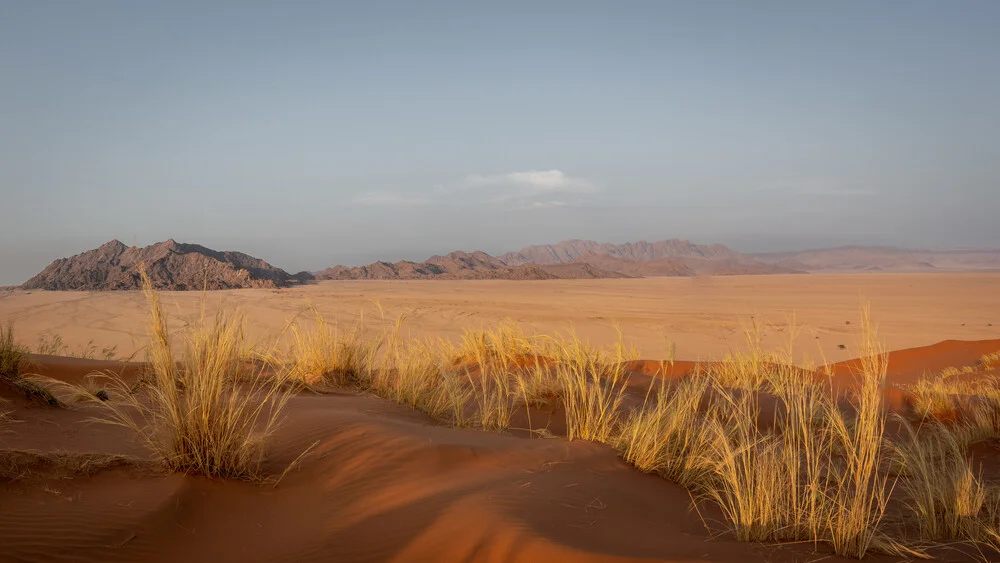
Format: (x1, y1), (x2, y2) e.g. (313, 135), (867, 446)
(3, 272), (1000, 563)
(2, 272), (998, 363)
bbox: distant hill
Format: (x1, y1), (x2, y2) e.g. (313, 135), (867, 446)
(500, 239), (800, 276)
(567, 253), (696, 277)
(315, 250), (628, 280)
(22, 239), (308, 291)
(499, 238), (739, 265)
(750, 246), (1000, 272)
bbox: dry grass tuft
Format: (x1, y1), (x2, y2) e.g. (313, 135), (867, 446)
(17, 373), (110, 405)
(456, 321), (538, 366)
(556, 329), (634, 443)
(908, 362), (1000, 429)
(373, 334), (471, 425)
(280, 308), (382, 387)
(895, 421), (992, 543)
(35, 332), (118, 360)
(824, 303), (894, 558)
(612, 304), (906, 558)
(615, 374), (709, 486)
(0, 323), (29, 380)
(981, 351), (1000, 373)
(0, 327), (62, 406)
(98, 269), (291, 480)
(0, 449), (154, 482)
(469, 361), (514, 432)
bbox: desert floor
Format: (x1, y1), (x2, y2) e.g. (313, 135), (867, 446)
(1, 273), (998, 363)
(4, 273), (1000, 562)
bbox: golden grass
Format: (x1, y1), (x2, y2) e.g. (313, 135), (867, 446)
(613, 304), (908, 558)
(35, 332), (118, 360)
(0, 322), (28, 380)
(17, 373), (110, 405)
(280, 308), (382, 387)
(907, 361), (1000, 432)
(468, 361), (513, 432)
(98, 269), (291, 480)
(374, 335), (470, 425)
(895, 421), (991, 543)
(824, 303), (894, 558)
(0, 323), (62, 406)
(555, 329), (634, 443)
(981, 351), (1000, 373)
(615, 374), (709, 485)
(15, 295), (1000, 558)
(456, 320), (538, 366)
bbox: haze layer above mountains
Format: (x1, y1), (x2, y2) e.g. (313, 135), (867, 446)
(17, 238), (1000, 291)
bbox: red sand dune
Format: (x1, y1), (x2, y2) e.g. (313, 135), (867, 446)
(3, 340), (999, 562)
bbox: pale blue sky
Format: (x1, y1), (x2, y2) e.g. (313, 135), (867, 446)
(1, 1), (998, 284)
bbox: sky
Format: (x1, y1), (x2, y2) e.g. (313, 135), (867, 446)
(1, 1), (998, 284)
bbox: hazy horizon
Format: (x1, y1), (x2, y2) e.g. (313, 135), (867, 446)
(3, 1), (999, 284)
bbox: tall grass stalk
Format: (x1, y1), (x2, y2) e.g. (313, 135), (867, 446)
(99, 269), (291, 479)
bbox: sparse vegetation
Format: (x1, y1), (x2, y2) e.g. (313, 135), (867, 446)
(906, 357), (1000, 425)
(895, 421), (994, 545)
(18, 373), (110, 405)
(98, 269), (292, 480)
(0, 323), (28, 379)
(615, 373), (708, 486)
(0, 450), (151, 482)
(280, 308), (381, 387)
(35, 332), (118, 361)
(982, 350), (1000, 372)
(555, 330), (634, 442)
(1, 323), (62, 406)
(10, 291), (1000, 559)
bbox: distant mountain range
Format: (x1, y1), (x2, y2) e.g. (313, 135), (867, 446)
(749, 246), (1000, 272)
(498, 239), (796, 276)
(20, 238), (1000, 290)
(315, 239), (797, 280)
(315, 250), (627, 281)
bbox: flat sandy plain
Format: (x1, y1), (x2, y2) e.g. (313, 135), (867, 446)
(2, 272), (998, 363)
(4, 272), (1000, 563)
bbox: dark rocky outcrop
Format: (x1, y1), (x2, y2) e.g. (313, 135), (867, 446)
(23, 240), (301, 291)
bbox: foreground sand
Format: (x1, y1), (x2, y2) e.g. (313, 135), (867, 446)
(1, 273), (998, 363)
(3, 339), (1000, 562)
(3, 273), (1000, 562)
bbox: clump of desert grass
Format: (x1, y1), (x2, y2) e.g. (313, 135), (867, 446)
(279, 307), (382, 388)
(17, 373), (111, 405)
(34, 332), (118, 360)
(980, 351), (1000, 373)
(0, 323), (62, 406)
(894, 420), (996, 545)
(613, 305), (906, 558)
(375, 333), (473, 426)
(98, 269), (291, 480)
(615, 373), (709, 486)
(554, 328), (635, 443)
(0, 323), (28, 380)
(454, 320), (539, 366)
(905, 357), (1000, 449)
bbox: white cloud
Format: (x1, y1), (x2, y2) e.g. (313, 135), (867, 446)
(352, 170), (596, 208)
(352, 192), (429, 206)
(464, 169), (595, 193)
(523, 200), (567, 209)
(797, 187), (878, 197)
